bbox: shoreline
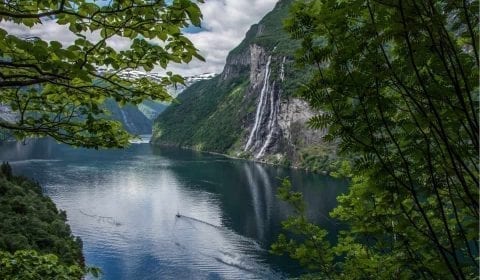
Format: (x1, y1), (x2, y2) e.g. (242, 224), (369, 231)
(149, 141), (324, 174)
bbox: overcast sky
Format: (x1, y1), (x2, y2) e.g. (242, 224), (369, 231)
(0, 0), (278, 76)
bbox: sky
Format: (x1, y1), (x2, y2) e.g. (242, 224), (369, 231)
(0, 0), (278, 76)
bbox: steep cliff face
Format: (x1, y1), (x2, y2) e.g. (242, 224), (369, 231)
(152, 0), (334, 171)
(236, 43), (327, 167)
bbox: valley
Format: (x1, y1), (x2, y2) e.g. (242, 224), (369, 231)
(152, 0), (337, 173)
(0, 0), (476, 279)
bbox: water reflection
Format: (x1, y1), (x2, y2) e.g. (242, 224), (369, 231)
(0, 139), (347, 279)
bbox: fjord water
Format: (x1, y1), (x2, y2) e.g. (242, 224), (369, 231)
(0, 137), (347, 279)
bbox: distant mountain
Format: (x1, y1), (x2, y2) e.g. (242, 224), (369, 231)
(99, 68), (217, 97)
(0, 105), (17, 141)
(152, 0), (336, 172)
(109, 72), (217, 134)
(0, 72), (216, 138)
(169, 73), (217, 96)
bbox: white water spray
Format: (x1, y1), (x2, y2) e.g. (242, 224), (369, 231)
(244, 54), (283, 159)
(280, 57), (286, 82)
(256, 81), (278, 158)
(244, 56), (272, 151)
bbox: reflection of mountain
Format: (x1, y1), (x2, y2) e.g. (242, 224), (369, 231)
(0, 139), (55, 160)
(0, 139), (347, 278)
(153, 146), (346, 245)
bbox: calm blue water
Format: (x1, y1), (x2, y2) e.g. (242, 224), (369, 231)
(0, 137), (347, 279)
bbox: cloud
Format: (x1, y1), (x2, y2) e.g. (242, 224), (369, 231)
(0, 0), (278, 76)
(0, 20), (129, 50)
(169, 0), (278, 76)
(0, 20), (76, 46)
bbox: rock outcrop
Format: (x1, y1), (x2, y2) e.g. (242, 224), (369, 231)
(152, 0), (334, 171)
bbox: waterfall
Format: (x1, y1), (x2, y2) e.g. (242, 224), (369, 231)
(256, 80), (278, 159)
(244, 54), (281, 159)
(120, 110), (134, 132)
(244, 56), (272, 151)
(280, 57), (286, 82)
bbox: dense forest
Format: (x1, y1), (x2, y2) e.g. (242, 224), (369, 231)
(271, 0), (479, 279)
(0, 163), (86, 279)
(0, 0), (205, 278)
(0, 0), (477, 279)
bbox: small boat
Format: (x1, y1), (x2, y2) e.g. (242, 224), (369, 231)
(175, 212), (181, 218)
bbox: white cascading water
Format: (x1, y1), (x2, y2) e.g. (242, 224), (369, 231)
(244, 56), (273, 151)
(244, 55), (282, 159)
(256, 80), (278, 158)
(257, 57), (287, 158)
(280, 57), (286, 82)
(120, 110), (134, 132)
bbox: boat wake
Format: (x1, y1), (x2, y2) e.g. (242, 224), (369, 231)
(176, 214), (222, 230)
(175, 214), (265, 251)
(79, 210), (122, 226)
(172, 233), (283, 279)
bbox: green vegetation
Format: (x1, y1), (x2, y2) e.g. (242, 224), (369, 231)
(103, 99), (152, 135)
(0, 0), (206, 278)
(153, 75), (249, 152)
(229, 0), (294, 56)
(273, 0), (478, 279)
(152, 0), (320, 163)
(0, 163), (89, 278)
(0, 250), (85, 280)
(0, 0), (204, 148)
(297, 143), (338, 174)
(152, 1), (294, 153)
(0, 1), (207, 278)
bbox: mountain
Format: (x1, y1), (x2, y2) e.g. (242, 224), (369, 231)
(152, 0), (336, 172)
(103, 99), (154, 135)
(0, 72), (213, 138)
(110, 72), (217, 134)
(0, 105), (18, 141)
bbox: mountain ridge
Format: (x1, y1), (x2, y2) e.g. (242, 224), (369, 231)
(152, 0), (336, 172)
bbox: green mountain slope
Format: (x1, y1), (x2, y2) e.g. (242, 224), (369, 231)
(152, 0), (336, 172)
(104, 99), (153, 135)
(0, 163), (84, 269)
(153, 0), (294, 149)
(153, 74), (249, 152)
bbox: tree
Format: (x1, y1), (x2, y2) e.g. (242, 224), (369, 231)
(0, 1), (204, 278)
(0, 0), (204, 148)
(273, 0), (478, 279)
(0, 250), (95, 280)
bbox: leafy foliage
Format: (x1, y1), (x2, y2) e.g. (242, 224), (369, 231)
(271, 179), (334, 275)
(0, 163), (87, 278)
(273, 0), (479, 279)
(0, 0), (204, 148)
(0, 250), (85, 280)
(297, 144), (339, 174)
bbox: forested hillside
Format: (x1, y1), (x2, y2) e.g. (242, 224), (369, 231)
(153, 0), (337, 172)
(0, 163), (85, 278)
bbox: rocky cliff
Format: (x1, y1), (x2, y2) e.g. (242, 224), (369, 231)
(152, 0), (335, 172)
